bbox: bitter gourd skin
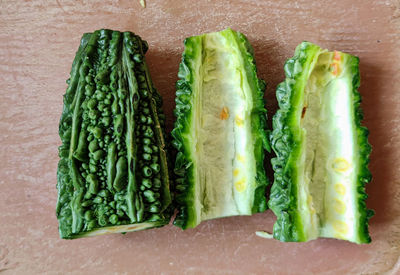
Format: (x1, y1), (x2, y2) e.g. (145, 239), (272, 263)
(57, 29), (171, 239)
(268, 42), (373, 244)
(172, 28), (270, 229)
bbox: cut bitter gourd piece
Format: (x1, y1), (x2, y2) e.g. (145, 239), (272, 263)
(172, 28), (270, 229)
(56, 29), (171, 239)
(268, 42), (373, 243)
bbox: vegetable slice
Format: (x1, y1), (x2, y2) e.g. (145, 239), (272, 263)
(57, 29), (171, 239)
(172, 28), (269, 229)
(268, 42), (373, 243)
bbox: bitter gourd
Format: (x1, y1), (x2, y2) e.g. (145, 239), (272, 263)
(56, 29), (171, 239)
(172, 28), (270, 229)
(268, 42), (373, 243)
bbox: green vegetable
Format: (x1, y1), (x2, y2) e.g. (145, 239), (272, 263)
(56, 29), (171, 239)
(268, 42), (373, 243)
(172, 28), (270, 229)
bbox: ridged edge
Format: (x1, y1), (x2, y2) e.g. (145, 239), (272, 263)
(171, 36), (199, 229)
(57, 33), (92, 239)
(348, 56), (373, 243)
(268, 42), (321, 241)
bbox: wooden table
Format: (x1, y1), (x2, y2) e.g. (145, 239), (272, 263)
(1, 0), (399, 273)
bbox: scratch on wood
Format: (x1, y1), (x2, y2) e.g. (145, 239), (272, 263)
(384, 255), (400, 275)
(55, 0), (68, 14)
(0, 244), (18, 272)
(391, 0), (400, 20)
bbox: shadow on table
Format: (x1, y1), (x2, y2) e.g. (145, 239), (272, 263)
(251, 39), (287, 197)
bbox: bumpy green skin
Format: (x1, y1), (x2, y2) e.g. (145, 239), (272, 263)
(268, 41), (373, 243)
(171, 35), (199, 229)
(171, 29), (270, 229)
(57, 29), (171, 239)
(349, 54), (374, 244)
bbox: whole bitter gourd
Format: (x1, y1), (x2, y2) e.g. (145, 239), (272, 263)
(57, 29), (171, 239)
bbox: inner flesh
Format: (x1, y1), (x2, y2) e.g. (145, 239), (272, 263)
(298, 52), (358, 241)
(192, 32), (256, 224)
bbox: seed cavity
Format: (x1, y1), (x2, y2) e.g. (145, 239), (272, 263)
(235, 179), (246, 192)
(235, 115), (244, 126)
(332, 158), (351, 172)
(334, 183), (346, 195)
(236, 154), (245, 163)
(333, 220), (348, 234)
(333, 199), (346, 214)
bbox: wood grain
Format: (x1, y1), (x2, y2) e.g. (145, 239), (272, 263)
(0, 0), (399, 274)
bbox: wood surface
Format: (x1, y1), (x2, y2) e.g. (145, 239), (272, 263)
(0, 0), (399, 274)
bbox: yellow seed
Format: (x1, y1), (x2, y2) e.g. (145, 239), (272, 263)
(235, 115), (244, 126)
(333, 199), (346, 214)
(237, 154), (244, 163)
(333, 51), (342, 61)
(330, 52), (342, 76)
(235, 179), (246, 192)
(330, 62), (340, 76)
(333, 220), (348, 234)
(220, 106), (229, 120)
(334, 183), (346, 195)
(233, 169), (239, 177)
(332, 158), (351, 172)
